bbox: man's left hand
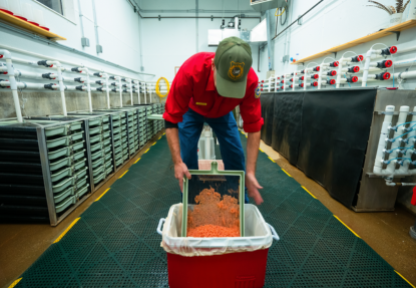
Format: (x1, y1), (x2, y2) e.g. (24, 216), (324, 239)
(246, 173), (263, 205)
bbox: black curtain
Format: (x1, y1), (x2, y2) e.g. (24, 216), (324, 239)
(271, 92), (304, 166)
(260, 89), (377, 208)
(260, 94), (275, 146)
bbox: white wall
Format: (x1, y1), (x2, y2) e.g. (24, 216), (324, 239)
(1, 0), (144, 75)
(141, 17), (261, 81)
(258, 0), (416, 89)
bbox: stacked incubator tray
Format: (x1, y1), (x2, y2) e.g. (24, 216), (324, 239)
(125, 108), (139, 157)
(69, 112), (115, 189)
(157, 103), (164, 132)
(96, 107), (140, 164)
(137, 106), (147, 148)
(0, 119), (90, 225)
(146, 105), (154, 141)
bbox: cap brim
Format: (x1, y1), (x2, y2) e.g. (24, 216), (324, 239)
(216, 72), (247, 99)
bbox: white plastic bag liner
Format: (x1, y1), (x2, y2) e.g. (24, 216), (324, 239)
(157, 204), (280, 257)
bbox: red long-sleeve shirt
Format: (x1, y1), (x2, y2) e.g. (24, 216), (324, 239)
(163, 52), (264, 133)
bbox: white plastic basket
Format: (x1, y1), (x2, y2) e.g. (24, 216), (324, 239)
(157, 204), (279, 256)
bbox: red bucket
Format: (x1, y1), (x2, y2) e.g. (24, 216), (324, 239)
(158, 204), (279, 288)
(167, 249), (269, 288)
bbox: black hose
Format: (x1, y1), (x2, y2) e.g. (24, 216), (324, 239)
(273, 0), (324, 40)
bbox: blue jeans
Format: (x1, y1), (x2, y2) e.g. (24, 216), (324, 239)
(178, 108), (249, 203)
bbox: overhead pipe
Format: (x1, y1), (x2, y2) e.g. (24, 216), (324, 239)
(339, 76), (359, 84)
(0, 43), (154, 77)
(0, 66), (57, 80)
(357, 72), (391, 82)
(393, 70), (416, 81)
(321, 78), (336, 86)
(272, 0), (324, 40)
(0, 79), (56, 90)
(341, 66), (360, 73)
(299, 82), (318, 88)
(91, 0), (101, 54)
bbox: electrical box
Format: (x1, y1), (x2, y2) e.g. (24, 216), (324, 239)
(250, 0), (288, 12)
(96, 45), (103, 54)
(81, 37), (90, 47)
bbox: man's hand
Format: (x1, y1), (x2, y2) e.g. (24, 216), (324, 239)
(175, 162), (191, 192)
(246, 173), (263, 205)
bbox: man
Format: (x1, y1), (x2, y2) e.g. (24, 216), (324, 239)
(163, 37), (264, 205)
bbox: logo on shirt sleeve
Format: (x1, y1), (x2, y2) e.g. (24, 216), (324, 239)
(228, 61), (245, 81)
(255, 85), (261, 99)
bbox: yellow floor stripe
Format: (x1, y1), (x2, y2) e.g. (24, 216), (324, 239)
(119, 170), (128, 179)
(152, 142), (157, 146)
(281, 168), (291, 177)
(134, 157), (141, 164)
(158, 136), (162, 140)
(245, 134), (247, 138)
(8, 278), (22, 288)
(95, 188), (110, 202)
(259, 148), (264, 153)
(268, 156), (275, 163)
(163, 132), (166, 135)
(301, 186), (317, 199)
(395, 271), (416, 288)
(53, 218), (80, 243)
(144, 148), (150, 153)
(334, 216), (360, 238)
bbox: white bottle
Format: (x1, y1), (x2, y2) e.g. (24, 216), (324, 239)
(407, 0), (416, 21)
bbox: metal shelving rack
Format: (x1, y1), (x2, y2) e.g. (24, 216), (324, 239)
(0, 118), (91, 226)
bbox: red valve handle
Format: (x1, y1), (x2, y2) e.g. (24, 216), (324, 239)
(411, 186), (416, 206)
(390, 46), (398, 54)
(384, 60), (393, 68)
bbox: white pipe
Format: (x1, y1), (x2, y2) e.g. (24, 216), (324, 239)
(402, 107), (416, 175)
(362, 50), (373, 87)
(61, 76), (86, 83)
(393, 57), (416, 69)
(83, 67), (93, 113)
(0, 67), (57, 80)
(4, 56), (42, 67)
(386, 106), (410, 174)
(104, 73), (110, 109)
(396, 45), (416, 55)
(340, 66), (360, 73)
(119, 78), (122, 107)
(374, 105), (395, 174)
(145, 82), (148, 104)
(0, 44), (153, 78)
(394, 70), (416, 80)
(0, 80), (49, 90)
(65, 85), (86, 91)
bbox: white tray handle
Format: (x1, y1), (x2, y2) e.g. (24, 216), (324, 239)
(157, 218), (166, 236)
(267, 223), (280, 241)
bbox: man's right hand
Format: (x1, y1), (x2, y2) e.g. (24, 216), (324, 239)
(174, 162), (192, 192)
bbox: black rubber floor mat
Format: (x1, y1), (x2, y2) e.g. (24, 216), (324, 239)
(13, 133), (412, 288)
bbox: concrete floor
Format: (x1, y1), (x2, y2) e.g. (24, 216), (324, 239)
(1, 139), (416, 288)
